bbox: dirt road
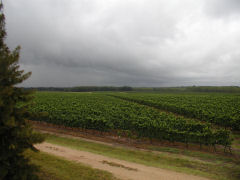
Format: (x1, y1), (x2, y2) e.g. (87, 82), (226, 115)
(36, 142), (209, 180)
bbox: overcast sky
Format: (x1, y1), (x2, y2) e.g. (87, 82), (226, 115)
(4, 0), (240, 87)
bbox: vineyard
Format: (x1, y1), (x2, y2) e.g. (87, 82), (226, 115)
(31, 92), (234, 150)
(110, 93), (240, 130)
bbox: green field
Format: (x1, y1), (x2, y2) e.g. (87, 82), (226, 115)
(111, 93), (240, 130)
(30, 92), (238, 149)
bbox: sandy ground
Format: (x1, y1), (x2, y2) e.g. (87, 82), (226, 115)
(35, 142), (209, 180)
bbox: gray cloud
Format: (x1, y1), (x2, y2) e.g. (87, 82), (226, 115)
(204, 0), (240, 18)
(4, 0), (240, 87)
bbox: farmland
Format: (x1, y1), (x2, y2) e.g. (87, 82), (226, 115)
(31, 92), (237, 149)
(110, 93), (240, 130)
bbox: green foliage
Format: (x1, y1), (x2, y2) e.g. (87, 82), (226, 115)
(112, 93), (240, 130)
(0, 3), (44, 180)
(32, 92), (232, 148)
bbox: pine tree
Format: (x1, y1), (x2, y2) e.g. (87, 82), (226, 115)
(0, 3), (44, 179)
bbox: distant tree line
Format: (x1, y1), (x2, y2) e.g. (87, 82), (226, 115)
(152, 87), (186, 92)
(185, 86), (240, 93)
(25, 86), (133, 92)
(24, 86), (240, 93)
(134, 86), (240, 93)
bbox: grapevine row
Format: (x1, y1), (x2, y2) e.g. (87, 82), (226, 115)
(31, 92), (232, 149)
(110, 93), (240, 130)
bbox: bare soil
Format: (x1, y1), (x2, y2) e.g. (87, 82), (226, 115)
(35, 142), (209, 180)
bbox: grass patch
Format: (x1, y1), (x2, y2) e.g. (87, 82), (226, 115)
(25, 150), (118, 180)
(232, 133), (240, 149)
(148, 146), (237, 163)
(44, 133), (240, 180)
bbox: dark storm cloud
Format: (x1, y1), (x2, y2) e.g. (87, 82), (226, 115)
(4, 0), (240, 87)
